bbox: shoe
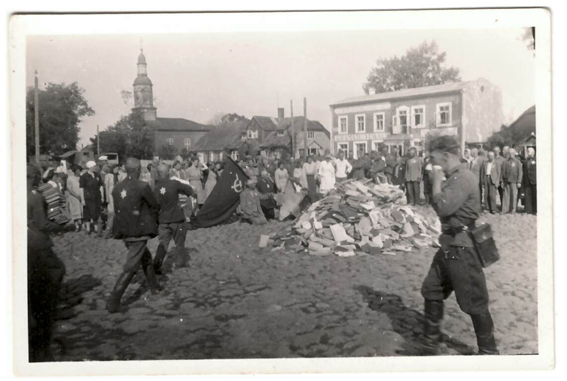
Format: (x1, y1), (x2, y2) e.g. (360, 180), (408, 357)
(471, 311), (499, 355)
(142, 261), (163, 295)
(106, 271), (136, 313)
(153, 244), (167, 275)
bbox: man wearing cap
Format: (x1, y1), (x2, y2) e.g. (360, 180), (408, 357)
(106, 158), (162, 313)
(153, 163), (194, 274)
(240, 178), (267, 225)
(419, 136), (499, 356)
(80, 160), (104, 236)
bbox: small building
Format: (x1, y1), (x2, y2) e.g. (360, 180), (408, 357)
(244, 108), (330, 158)
(329, 78), (503, 157)
(192, 121), (249, 163)
(130, 49), (213, 157)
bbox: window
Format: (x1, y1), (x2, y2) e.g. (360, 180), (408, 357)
(411, 106), (425, 128)
(372, 141), (384, 152)
(184, 138), (191, 150)
(210, 152), (216, 162)
(436, 103), (452, 126)
(231, 150), (239, 160)
(338, 116), (348, 134)
(337, 143), (349, 156)
(165, 138), (174, 146)
(277, 130), (285, 137)
(308, 147), (318, 156)
(307, 131), (315, 139)
(387, 144), (404, 156)
(373, 112), (385, 132)
(354, 142), (367, 159)
(219, 152), (224, 161)
(355, 114), (366, 133)
(247, 129), (259, 139)
(398, 108), (408, 134)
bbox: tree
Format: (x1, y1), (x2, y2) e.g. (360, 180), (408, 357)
(363, 41), (461, 94)
(209, 112), (250, 128)
(157, 144), (177, 160)
(90, 110), (154, 161)
(26, 82), (95, 156)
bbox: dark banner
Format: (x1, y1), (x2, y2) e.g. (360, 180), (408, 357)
(191, 157), (249, 229)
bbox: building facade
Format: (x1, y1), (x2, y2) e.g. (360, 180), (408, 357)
(329, 78), (503, 158)
(131, 50), (212, 157)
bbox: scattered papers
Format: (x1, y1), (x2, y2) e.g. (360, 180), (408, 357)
(259, 235), (270, 248)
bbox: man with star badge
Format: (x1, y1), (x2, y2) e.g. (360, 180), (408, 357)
(152, 163), (194, 274)
(107, 158), (162, 313)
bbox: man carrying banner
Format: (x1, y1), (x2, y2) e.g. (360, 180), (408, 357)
(153, 163), (194, 274)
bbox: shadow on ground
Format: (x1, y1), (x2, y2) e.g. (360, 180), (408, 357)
(354, 285), (475, 356)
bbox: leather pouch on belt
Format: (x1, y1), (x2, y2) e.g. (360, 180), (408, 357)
(467, 223), (500, 268)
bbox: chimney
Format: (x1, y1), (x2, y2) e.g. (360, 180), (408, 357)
(277, 107), (285, 120)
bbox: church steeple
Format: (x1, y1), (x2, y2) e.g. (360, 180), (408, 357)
(132, 47), (156, 121)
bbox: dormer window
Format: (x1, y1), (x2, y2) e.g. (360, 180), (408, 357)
(277, 130), (285, 137)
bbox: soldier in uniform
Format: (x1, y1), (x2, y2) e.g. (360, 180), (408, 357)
(153, 163), (194, 274)
(106, 158), (162, 313)
(420, 136), (499, 355)
(27, 163), (68, 361)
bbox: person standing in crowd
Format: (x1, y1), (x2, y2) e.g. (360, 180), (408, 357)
(260, 156), (277, 180)
(370, 151), (387, 184)
(469, 148), (478, 168)
(501, 148), (523, 214)
(244, 158), (258, 182)
(170, 160), (183, 179)
(392, 156), (406, 188)
(471, 149), (486, 205)
(27, 163), (68, 362)
(334, 150), (352, 183)
(420, 136), (499, 356)
(186, 157), (206, 209)
(405, 147), (422, 206)
(346, 151), (356, 178)
(66, 165), (83, 231)
(103, 164), (120, 239)
(480, 151), (501, 214)
(118, 165), (127, 182)
(522, 147), (537, 215)
(204, 162), (220, 200)
(292, 159), (308, 189)
(351, 152), (369, 180)
(256, 170), (278, 220)
(384, 147), (400, 184)
(422, 155), (433, 205)
(460, 148), (472, 167)
(303, 156), (319, 202)
(493, 146), (505, 207)
(80, 161), (103, 237)
(317, 154), (336, 194)
(150, 157), (160, 184)
(240, 178), (267, 225)
(106, 158), (162, 313)
(274, 161), (290, 193)
(153, 163), (194, 274)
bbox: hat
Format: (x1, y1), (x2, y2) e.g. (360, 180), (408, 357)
(86, 161), (97, 169)
(99, 155), (108, 161)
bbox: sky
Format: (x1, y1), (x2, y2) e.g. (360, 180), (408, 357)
(26, 28), (535, 148)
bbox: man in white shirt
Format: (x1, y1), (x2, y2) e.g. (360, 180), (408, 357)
(334, 150), (352, 183)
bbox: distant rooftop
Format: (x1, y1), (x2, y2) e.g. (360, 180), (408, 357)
(146, 117), (213, 132)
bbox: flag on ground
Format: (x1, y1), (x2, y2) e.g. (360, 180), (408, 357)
(191, 157), (249, 228)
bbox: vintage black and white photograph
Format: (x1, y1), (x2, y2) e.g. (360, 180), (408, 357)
(10, 8), (553, 376)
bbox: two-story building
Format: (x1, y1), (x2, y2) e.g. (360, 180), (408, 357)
(329, 78), (503, 158)
(244, 108), (330, 158)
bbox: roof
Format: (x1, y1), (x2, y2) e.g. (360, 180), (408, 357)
(192, 121), (248, 152)
(261, 130), (291, 149)
(146, 117), (213, 132)
(331, 81), (473, 107)
(138, 51), (147, 64)
(250, 116), (330, 137)
(133, 75), (152, 86)
(508, 105), (536, 138)
(58, 150), (78, 158)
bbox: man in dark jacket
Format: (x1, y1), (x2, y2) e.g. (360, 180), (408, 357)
(501, 148), (523, 214)
(384, 146), (400, 184)
(522, 147), (537, 214)
(370, 152), (387, 183)
(256, 170), (278, 220)
(480, 151), (501, 214)
(153, 163), (194, 274)
(27, 163), (68, 362)
(107, 158), (162, 313)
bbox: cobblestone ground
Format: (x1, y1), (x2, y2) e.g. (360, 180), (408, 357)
(49, 209), (538, 361)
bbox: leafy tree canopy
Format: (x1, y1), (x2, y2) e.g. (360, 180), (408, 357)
(26, 82), (94, 156)
(157, 144), (177, 160)
(363, 41), (461, 94)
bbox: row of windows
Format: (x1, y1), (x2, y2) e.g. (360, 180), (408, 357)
(338, 103), (452, 135)
(165, 138), (192, 150)
(336, 140), (425, 158)
(244, 130), (316, 139)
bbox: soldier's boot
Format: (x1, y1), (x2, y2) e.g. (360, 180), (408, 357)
(106, 271), (136, 313)
(142, 261), (163, 295)
(153, 244), (167, 275)
(421, 299), (445, 355)
(471, 311), (500, 355)
(174, 247), (189, 269)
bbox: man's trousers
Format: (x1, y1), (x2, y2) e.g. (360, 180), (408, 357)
(502, 182), (518, 213)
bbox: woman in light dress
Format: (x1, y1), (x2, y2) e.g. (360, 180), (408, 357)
(292, 159), (308, 190)
(66, 165), (83, 231)
(274, 162), (289, 193)
(186, 157), (207, 208)
(317, 154), (336, 194)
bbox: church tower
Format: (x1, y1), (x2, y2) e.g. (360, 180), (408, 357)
(132, 49), (157, 121)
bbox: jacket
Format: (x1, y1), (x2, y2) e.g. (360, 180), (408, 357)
(154, 178), (193, 224)
(112, 177), (159, 239)
(501, 157), (523, 184)
(523, 156), (537, 185)
(480, 160), (501, 186)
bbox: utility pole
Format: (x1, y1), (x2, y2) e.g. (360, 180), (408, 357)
(97, 125), (100, 155)
(34, 70), (40, 163)
(303, 97), (307, 159)
(290, 100), (295, 158)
